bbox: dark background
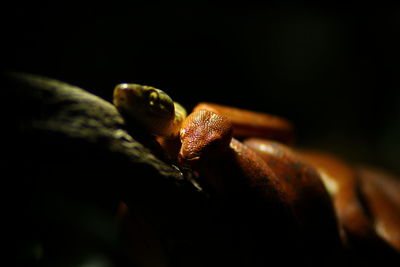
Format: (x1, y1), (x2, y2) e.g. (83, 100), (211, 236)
(3, 2), (400, 174)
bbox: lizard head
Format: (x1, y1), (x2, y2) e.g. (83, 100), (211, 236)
(179, 109), (233, 166)
(113, 83), (176, 136)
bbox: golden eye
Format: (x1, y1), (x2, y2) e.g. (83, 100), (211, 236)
(148, 90), (159, 107)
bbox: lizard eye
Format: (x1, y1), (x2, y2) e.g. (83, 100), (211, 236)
(144, 87), (175, 118)
(147, 89), (163, 114)
(148, 90), (159, 107)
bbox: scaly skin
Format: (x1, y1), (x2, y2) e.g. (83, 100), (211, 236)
(193, 102), (294, 143)
(113, 84), (400, 254)
(113, 83), (187, 160)
(297, 151), (381, 246)
(297, 151), (400, 254)
(113, 83), (186, 139)
(113, 85), (292, 145)
(178, 109), (335, 265)
(243, 138), (342, 254)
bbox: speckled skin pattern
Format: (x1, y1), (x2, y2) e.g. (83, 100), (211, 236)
(179, 109), (302, 264)
(179, 105), (400, 255)
(179, 110), (286, 199)
(193, 102), (294, 143)
(244, 138), (342, 249)
(111, 82), (400, 255)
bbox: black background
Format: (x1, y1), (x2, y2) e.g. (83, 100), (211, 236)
(3, 2), (400, 174)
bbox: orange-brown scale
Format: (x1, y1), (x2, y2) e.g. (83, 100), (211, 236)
(244, 138), (342, 262)
(178, 109), (307, 265)
(179, 110), (288, 197)
(297, 151), (379, 246)
(193, 102), (294, 143)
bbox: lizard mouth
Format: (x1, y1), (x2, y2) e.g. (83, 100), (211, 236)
(185, 155), (200, 161)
